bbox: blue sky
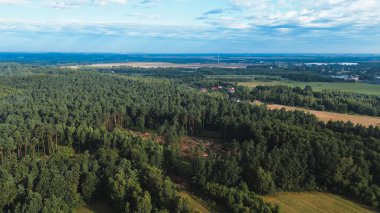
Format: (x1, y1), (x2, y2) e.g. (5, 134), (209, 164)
(0, 0), (379, 53)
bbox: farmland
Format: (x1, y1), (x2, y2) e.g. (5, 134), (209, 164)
(263, 192), (377, 213)
(64, 62), (247, 69)
(267, 104), (380, 127)
(239, 81), (380, 95)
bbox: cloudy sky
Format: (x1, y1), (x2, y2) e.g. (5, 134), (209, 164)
(0, 0), (379, 53)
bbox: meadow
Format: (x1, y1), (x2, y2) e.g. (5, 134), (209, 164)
(239, 81), (380, 96)
(75, 201), (113, 213)
(263, 192), (377, 213)
(178, 192), (212, 213)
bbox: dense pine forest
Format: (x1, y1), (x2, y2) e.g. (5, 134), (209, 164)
(95, 66), (380, 116)
(0, 64), (379, 212)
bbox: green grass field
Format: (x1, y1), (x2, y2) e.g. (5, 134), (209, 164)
(179, 190), (229, 213)
(263, 192), (378, 213)
(179, 191), (212, 213)
(75, 201), (113, 213)
(239, 81), (380, 95)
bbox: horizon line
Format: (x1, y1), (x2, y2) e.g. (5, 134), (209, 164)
(1, 52), (380, 55)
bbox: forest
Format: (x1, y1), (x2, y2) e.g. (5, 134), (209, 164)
(0, 64), (379, 212)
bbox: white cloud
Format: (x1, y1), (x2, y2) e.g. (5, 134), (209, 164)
(48, 0), (128, 8)
(0, 0), (27, 4)
(1, 0), (379, 47)
(230, 0), (380, 28)
(95, 0), (128, 5)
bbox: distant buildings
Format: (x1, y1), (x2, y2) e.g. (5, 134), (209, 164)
(212, 86), (223, 90)
(350, 76), (360, 82)
(305, 63), (329, 66)
(331, 75), (350, 79)
(275, 62), (289, 68)
(331, 75), (359, 82)
(227, 87), (236, 94)
(199, 86), (236, 94)
(339, 63), (359, 66)
(305, 62), (358, 66)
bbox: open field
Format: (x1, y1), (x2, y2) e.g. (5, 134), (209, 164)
(267, 104), (380, 127)
(75, 201), (113, 213)
(179, 191), (212, 213)
(263, 192), (377, 213)
(64, 62), (248, 69)
(177, 190), (229, 213)
(239, 81), (380, 95)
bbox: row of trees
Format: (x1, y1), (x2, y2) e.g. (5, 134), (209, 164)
(241, 85), (380, 116)
(202, 182), (279, 212)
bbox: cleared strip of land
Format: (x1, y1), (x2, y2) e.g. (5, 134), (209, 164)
(178, 191), (212, 213)
(75, 201), (113, 213)
(263, 192), (377, 213)
(267, 104), (380, 127)
(64, 62), (247, 69)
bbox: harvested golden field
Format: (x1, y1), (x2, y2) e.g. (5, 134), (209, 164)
(267, 104), (380, 127)
(263, 192), (377, 213)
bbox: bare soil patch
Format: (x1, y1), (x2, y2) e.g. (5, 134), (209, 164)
(181, 136), (223, 158)
(125, 129), (222, 157)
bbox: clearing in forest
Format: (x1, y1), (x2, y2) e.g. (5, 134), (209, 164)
(263, 192), (377, 213)
(75, 201), (113, 213)
(178, 191), (212, 213)
(267, 104), (380, 127)
(181, 136), (223, 158)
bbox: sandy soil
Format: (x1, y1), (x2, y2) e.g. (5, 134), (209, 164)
(267, 104), (380, 127)
(63, 62), (248, 69)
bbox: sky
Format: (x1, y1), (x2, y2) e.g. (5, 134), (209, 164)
(0, 0), (379, 53)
